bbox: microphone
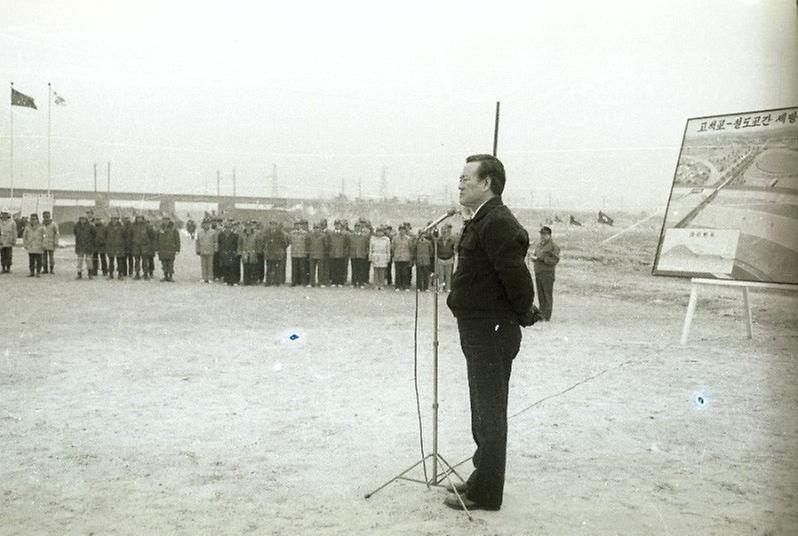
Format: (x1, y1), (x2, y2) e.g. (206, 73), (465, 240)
(420, 208), (459, 235)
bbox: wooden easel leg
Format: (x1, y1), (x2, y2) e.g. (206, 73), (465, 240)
(742, 287), (753, 339)
(680, 282), (699, 345)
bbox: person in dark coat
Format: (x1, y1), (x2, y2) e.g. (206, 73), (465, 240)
(263, 220), (288, 286)
(143, 219), (158, 280)
(216, 220), (240, 286)
(254, 221), (266, 284)
(349, 221), (371, 288)
(530, 226), (560, 321)
(307, 222), (329, 287)
(328, 220), (350, 287)
(73, 214), (95, 279)
(414, 231), (434, 291)
(444, 154), (535, 512)
(130, 215), (152, 280)
(289, 220), (310, 287)
(156, 216), (181, 281)
(91, 217), (108, 277)
(104, 216), (126, 279)
(122, 215), (134, 277)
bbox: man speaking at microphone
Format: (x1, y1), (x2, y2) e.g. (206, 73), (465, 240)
(445, 154), (536, 511)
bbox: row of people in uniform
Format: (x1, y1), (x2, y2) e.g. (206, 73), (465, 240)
(196, 216), (458, 290)
(2, 207), (560, 318)
(0, 209), (181, 281)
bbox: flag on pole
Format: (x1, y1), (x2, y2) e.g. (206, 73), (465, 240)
(11, 87), (37, 109)
(53, 91), (66, 106)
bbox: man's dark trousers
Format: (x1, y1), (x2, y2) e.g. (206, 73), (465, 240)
(535, 272), (555, 320)
(457, 318), (521, 509)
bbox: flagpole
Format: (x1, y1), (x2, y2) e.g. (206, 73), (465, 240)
(48, 82), (52, 195)
(10, 82), (14, 202)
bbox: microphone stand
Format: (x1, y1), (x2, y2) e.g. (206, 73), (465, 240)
(364, 211), (471, 516)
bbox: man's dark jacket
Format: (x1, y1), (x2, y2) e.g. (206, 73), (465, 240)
(447, 196), (534, 321)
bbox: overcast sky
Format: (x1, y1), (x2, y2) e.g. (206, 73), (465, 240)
(1, 0), (796, 209)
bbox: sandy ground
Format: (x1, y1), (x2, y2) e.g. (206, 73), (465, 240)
(1, 226), (796, 535)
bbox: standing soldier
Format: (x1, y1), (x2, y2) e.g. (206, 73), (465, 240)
(73, 214), (95, 279)
(239, 220), (260, 285)
(385, 225), (395, 286)
(391, 223), (415, 291)
(263, 220), (288, 286)
(318, 218), (331, 286)
(530, 226), (560, 321)
(308, 222), (329, 287)
(349, 220), (371, 288)
(277, 222), (289, 285)
(232, 220), (243, 284)
(41, 211), (59, 274)
(0, 209), (17, 273)
(16, 216), (28, 240)
(255, 221), (266, 284)
(122, 215), (134, 277)
(415, 230), (434, 291)
(90, 216), (108, 277)
(130, 214), (151, 280)
(435, 223), (456, 292)
(157, 216), (181, 282)
(23, 213), (46, 277)
(328, 219), (350, 287)
(142, 218), (158, 280)
(195, 219), (218, 283)
(211, 218), (222, 281)
(186, 218), (197, 239)
(217, 219), (240, 286)
(289, 219), (310, 287)
(104, 215), (126, 279)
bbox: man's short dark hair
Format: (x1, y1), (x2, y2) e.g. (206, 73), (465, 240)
(466, 154), (506, 195)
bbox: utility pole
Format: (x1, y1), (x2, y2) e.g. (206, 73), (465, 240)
(217, 170), (221, 198)
(107, 162), (111, 193)
(93, 163), (97, 193)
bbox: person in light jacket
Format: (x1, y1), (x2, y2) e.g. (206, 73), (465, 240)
(391, 224), (415, 291)
(23, 213), (45, 277)
(368, 226), (391, 290)
(41, 211), (59, 274)
(0, 209), (18, 274)
(195, 219), (218, 283)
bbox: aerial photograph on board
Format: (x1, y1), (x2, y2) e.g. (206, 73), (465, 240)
(654, 107), (798, 285)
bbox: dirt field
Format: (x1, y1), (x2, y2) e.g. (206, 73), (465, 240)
(1, 220), (796, 535)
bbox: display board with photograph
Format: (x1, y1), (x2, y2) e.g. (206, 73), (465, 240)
(653, 106), (798, 285)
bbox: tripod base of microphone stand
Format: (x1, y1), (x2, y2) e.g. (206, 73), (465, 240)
(364, 453), (473, 520)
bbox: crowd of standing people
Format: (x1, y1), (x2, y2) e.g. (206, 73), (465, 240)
(194, 215), (459, 291)
(1, 206), (560, 316)
(1, 208), (180, 281)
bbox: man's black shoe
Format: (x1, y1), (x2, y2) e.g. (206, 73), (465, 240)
(443, 494), (500, 511)
(444, 481), (470, 495)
